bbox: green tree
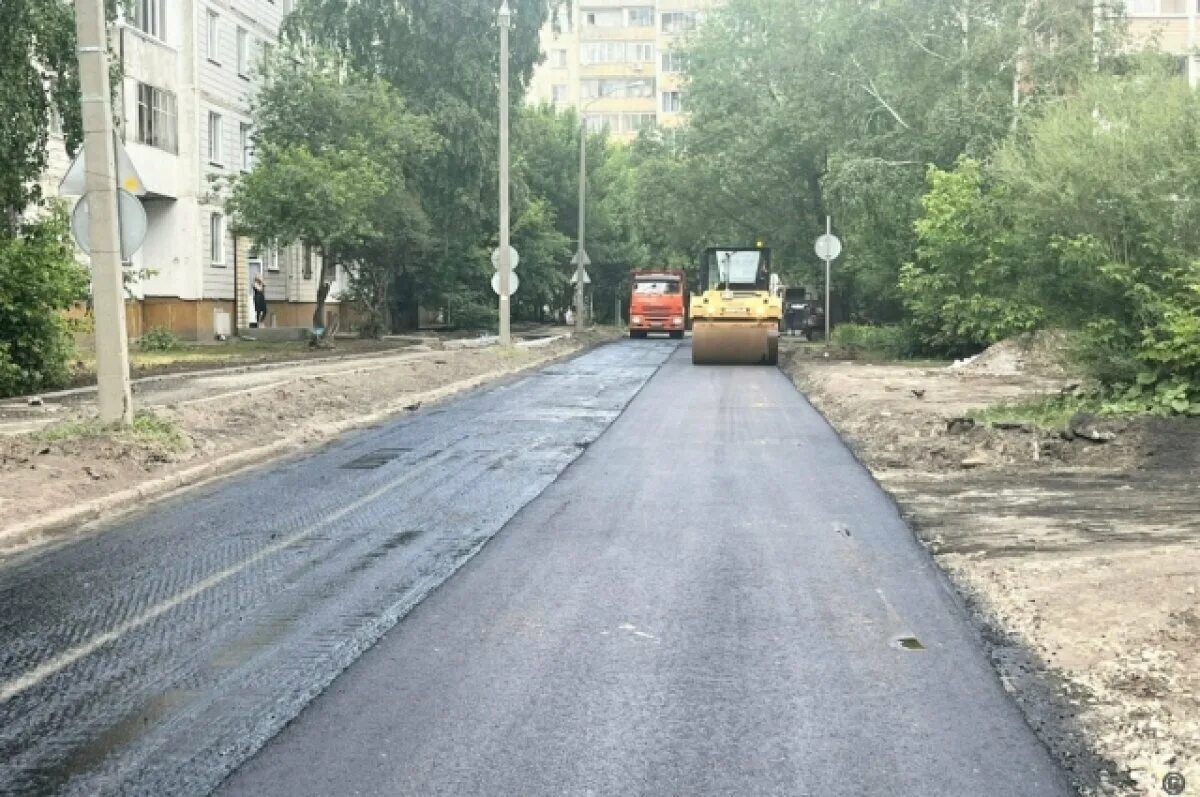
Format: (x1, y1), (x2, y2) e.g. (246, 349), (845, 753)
(512, 104), (653, 323)
(899, 158), (1042, 355)
(287, 0), (560, 326)
(0, 0), (90, 226)
(904, 64), (1200, 411)
(228, 51), (438, 338)
(0, 0), (119, 396)
(653, 0), (1112, 320)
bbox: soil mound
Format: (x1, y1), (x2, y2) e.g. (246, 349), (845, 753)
(952, 330), (1077, 377)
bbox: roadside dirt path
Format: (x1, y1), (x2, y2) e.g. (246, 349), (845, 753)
(782, 341), (1199, 797)
(0, 331), (614, 554)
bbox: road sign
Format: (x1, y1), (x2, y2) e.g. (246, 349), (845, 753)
(815, 233), (842, 261)
(71, 189), (147, 260)
(570, 268), (591, 285)
(491, 271), (519, 296)
(570, 248), (591, 267)
(60, 135), (148, 197)
(491, 245), (519, 271)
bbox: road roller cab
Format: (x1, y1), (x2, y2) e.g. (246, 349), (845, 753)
(690, 246), (783, 365)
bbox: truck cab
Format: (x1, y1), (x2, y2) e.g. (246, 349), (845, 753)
(629, 270), (687, 339)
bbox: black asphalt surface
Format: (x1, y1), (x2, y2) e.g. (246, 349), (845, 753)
(0, 341), (671, 796)
(221, 342), (1074, 797)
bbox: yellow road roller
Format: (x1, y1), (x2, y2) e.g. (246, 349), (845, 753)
(690, 245), (783, 365)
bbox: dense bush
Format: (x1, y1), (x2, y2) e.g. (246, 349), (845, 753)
(137, 326), (180, 352)
(830, 323), (916, 360)
(446, 293), (497, 331)
(0, 206), (90, 397)
(902, 68), (1200, 413)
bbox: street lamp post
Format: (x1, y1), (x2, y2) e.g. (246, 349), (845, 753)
(576, 80), (646, 334)
(497, 0), (512, 345)
(575, 114), (587, 334)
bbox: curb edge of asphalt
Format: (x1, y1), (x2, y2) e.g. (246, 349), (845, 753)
(0, 335), (592, 557)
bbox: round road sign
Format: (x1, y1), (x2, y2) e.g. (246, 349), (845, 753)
(491, 245), (520, 271)
(815, 233), (842, 261)
(71, 189), (147, 260)
(491, 271), (519, 297)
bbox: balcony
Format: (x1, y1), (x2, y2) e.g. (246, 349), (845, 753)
(581, 25), (656, 42)
(581, 62), (653, 79)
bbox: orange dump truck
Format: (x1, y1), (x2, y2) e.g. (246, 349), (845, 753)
(628, 270), (687, 339)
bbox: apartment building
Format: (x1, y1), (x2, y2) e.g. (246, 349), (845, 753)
(41, 0), (342, 340)
(1123, 0), (1200, 85)
(528, 1), (721, 141)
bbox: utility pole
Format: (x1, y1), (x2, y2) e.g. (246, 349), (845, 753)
(74, 0), (132, 423)
(575, 117), (587, 334)
(497, 1), (513, 345)
(824, 215), (832, 345)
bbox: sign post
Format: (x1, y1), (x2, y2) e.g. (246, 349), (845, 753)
(814, 217), (842, 345)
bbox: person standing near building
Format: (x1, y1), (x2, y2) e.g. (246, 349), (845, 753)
(253, 276), (267, 327)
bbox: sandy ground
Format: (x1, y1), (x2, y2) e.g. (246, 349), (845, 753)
(781, 339), (1199, 796)
(0, 330), (615, 554)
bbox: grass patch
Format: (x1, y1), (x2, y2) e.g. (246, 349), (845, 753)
(40, 412), (188, 451)
(830, 323), (915, 360)
(968, 394), (1125, 430)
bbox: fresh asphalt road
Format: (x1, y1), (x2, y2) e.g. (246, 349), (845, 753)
(0, 341), (670, 795)
(221, 342), (1074, 796)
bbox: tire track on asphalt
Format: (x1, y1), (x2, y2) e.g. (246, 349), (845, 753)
(0, 340), (676, 796)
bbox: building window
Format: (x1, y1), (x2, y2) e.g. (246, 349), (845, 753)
(624, 113), (657, 133)
(661, 12), (698, 33)
(249, 244), (279, 273)
(552, 49), (568, 68)
(662, 90), (683, 113)
(662, 51), (688, 73)
(136, 83), (178, 153)
(581, 42), (653, 65)
(131, 0), (166, 40)
(581, 79), (653, 99)
(551, 84), (569, 103)
(210, 214), (225, 265)
(302, 244), (314, 279)
(627, 7), (654, 26)
(208, 111), (223, 164)
(237, 27), (251, 77)
(585, 9), (623, 27)
(206, 11), (220, 62)
(585, 114), (621, 134)
(240, 123), (253, 170)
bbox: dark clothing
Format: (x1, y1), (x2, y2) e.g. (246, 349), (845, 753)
(253, 286), (267, 325)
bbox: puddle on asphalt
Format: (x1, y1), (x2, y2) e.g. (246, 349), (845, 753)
(45, 687), (201, 788)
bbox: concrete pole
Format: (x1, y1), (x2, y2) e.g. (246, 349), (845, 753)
(575, 118), (587, 334)
(497, 1), (512, 345)
(75, 0), (133, 423)
(824, 215), (832, 345)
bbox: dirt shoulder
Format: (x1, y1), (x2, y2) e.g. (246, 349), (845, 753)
(781, 340), (1199, 797)
(0, 330), (617, 555)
